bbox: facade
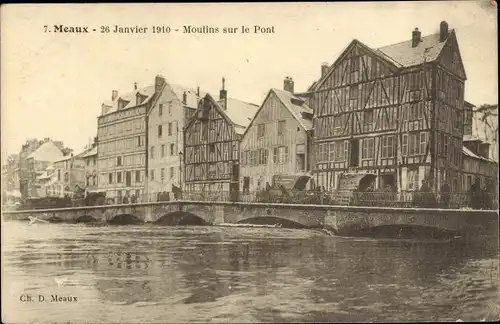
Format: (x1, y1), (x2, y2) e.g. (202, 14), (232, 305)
(26, 140), (65, 198)
(51, 154), (86, 197)
(461, 146), (497, 190)
(97, 75), (166, 202)
(34, 164), (56, 198)
(1, 154), (21, 203)
(184, 80), (259, 192)
(146, 83), (201, 197)
(19, 140), (43, 199)
(240, 81), (313, 192)
(81, 146), (98, 195)
(308, 21), (466, 193)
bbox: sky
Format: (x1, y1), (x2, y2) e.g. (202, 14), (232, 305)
(1, 1), (497, 164)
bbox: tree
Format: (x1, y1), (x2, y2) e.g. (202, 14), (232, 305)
(473, 104), (498, 160)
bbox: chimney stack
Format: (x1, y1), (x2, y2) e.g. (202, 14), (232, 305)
(439, 21), (449, 42)
(134, 82), (138, 90)
(412, 28), (421, 48)
(182, 91), (187, 104)
(219, 77), (227, 101)
(155, 75), (165, 94)
(112, 90), (118, 101)
(197, 86), (200, 97)
(321, 63), (329, 77)
(283, 77), (294, 93)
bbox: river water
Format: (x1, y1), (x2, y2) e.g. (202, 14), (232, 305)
(2, 221), (499, 323)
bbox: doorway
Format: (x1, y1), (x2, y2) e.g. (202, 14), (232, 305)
(380, 174), (396, 191)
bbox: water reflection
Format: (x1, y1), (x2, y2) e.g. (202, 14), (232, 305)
(2, 222), (499, 323)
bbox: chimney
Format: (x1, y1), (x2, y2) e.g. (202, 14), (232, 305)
(182, 91), (187, 104)
(283, 77), (294, 93)
(219, 77), (227, 101)
(439, 21), (449, 42)
(197, 86), (200, 97)
(134, 82), (138, 90)
(155, 75), (165, 94)
(112, 90), (118, 101)
(321, 62), (329, 77)
(412, 28), (421, 48)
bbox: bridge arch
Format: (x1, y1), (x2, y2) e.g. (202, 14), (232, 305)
(76, 215), (99, 224)
(237, 216), (309, 229)
(108, 214), (144, 225)
(155, 211), (209, 226)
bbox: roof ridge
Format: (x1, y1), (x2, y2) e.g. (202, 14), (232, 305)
(377, 31), (441, 50)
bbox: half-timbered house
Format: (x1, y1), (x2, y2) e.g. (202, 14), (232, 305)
(240, 78), (313, 192)
(183, 80), (259, 193)
(309, 21), (467, 193)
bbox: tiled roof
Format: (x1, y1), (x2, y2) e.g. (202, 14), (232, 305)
(80, 146), (97, 158)
(376, 32), (448, 68)
(271, 89), (313, 131)
(462, 146), (494, 162)
(169, 84), (206, 109)
(27, 141), (64, 162)
(218, 98), (260, 135)
(102, 85), (156, 115)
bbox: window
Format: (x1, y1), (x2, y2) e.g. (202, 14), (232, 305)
(117, 172), (122, 183)
(92, 175), (96, 186)
(168, 123), (172, 136)
(257, 124), (265, 138)
(108, 173), (113, 184)
(158, 125), (162, 138)
(407, 167), (419, 190)
(159, 104), (163, 116)
(362, 138), (375, 159)
(350, 56), (359, 73)
(150, 146), (155, 159)
(150, 170), (155, 181)
(161, 168), (165, 181)
(210, 143), (215, 153)
(274, 146), (289, 164)
(161, 144), (165, 157)
(170, 167), (174, 179)
(419, 132), (427, 155)
(259, 149), (268, 165)
(278, 120), (286, 136)
(117, 156), (122, 166)
(349, 85), (359, 99)
(170, 144), (175, 156)
(328, 143), (335, 161)
(57, 169), (61, 181)
(137, 136), (143, 147)
(135, 170), (141, 182)
(381, 135), (395, 158)
(363, 110), (374, 132)
(402, 134), (408, 156)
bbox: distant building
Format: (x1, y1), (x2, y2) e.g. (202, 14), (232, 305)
(97, 76), (166, 202)
(81, 145), (98, 195)
(19, 139), (44, 199)
(50, 154), (85, 197)
(146, 83), (201, 198)
(183, 79), (259, 193)
(308, 21), (467, 193)
(240, 79), (314, 192)
(26, 140), (65, 198)
(1, 154), (21, 203)
(34, 164), (56, 198)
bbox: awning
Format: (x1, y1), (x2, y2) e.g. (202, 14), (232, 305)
(338, 172), (376, 192)
(272, 174), (312, 190)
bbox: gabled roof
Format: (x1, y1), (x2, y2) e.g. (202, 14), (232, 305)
(185, 94), (259, 136)
(312, 28), (461, 92)
(376, 31), (449, 68)
(102, 85), (156, 116)
(27, 141), (64, 162)
(241, 88), (314, 139)
(270, 89), (313, 131)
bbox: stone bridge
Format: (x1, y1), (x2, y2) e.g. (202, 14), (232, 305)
(2, 201), (498, 238)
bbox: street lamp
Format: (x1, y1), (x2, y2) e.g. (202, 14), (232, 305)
(178, 151), (183, 190)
